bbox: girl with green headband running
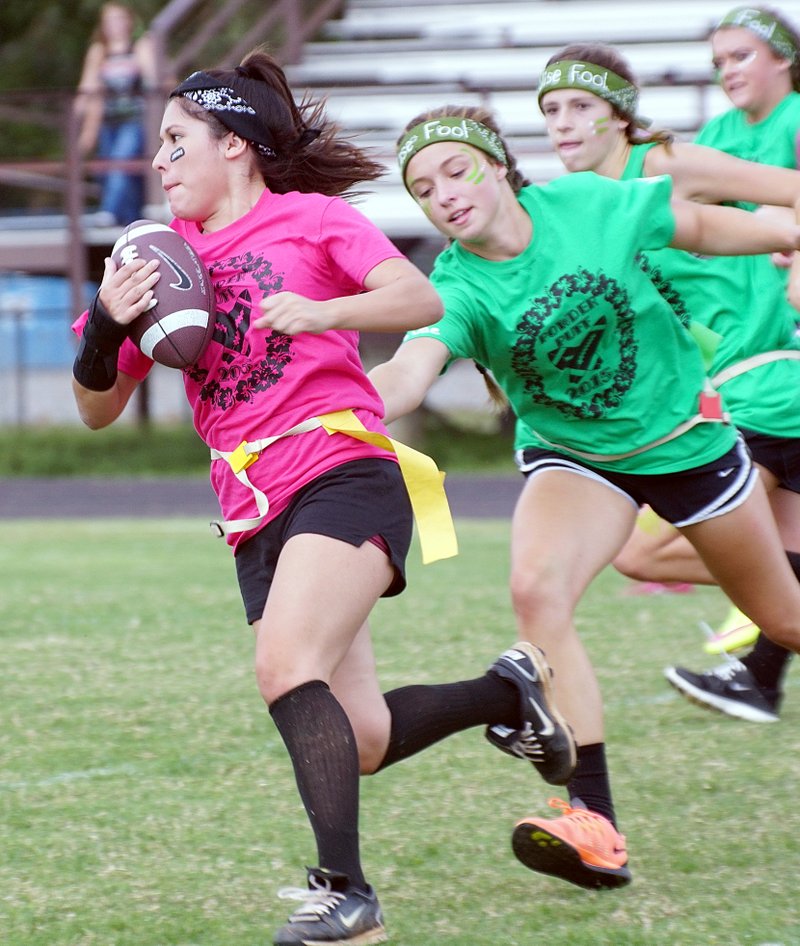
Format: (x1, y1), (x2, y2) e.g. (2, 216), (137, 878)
(367, 102), (800, 892)
(536, 40), (800, 730)
(690, 4), (800, 654)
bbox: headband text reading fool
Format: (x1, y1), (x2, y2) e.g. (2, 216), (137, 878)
(537, 60), (641, 120)
(396, 117), (507, 180)
(716, 6), (797, 63)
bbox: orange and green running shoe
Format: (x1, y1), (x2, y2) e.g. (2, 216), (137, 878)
(512, 798), (631, 889)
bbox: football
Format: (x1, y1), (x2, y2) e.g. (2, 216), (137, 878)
(111, 219), (214, 368)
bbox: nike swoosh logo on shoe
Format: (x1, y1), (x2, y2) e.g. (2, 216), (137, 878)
(340, 905), (366, 929)
(504, 653), (541, 683)
(516, 665), (540, 683)
(526, 697), (555, 736)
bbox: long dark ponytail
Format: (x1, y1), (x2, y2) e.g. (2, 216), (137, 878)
(176, 47), (386, 200)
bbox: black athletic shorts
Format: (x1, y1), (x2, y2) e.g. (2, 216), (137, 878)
(516, 433), (757, 528)
(234, 458), (412, 624)
(740, 427), (800, 493)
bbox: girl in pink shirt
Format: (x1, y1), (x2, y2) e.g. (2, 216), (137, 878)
(71, 49), (575, 945)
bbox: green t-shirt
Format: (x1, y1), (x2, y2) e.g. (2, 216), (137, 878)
(404, 173), (736, 474)
(623, 143), (800, 439)
(695, 92), (800, 211)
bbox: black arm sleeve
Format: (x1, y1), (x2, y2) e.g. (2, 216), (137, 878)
(72, 292), (130, 392)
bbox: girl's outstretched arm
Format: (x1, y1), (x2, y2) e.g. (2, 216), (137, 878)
(255, 258), (443, 335)
(368, 337), (449, 424)
(647, 142), (800, 209)
(670, 198), (800, 258)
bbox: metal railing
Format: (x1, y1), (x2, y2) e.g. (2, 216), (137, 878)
(0, 0), (345, 317)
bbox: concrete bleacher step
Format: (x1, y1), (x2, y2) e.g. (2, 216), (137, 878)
(288, 0), (790, 238)
(290, 40), (714, 88)
(329, 0), (800, 33)
(320, 0), (793, 43)
(321, 82), (729, 138)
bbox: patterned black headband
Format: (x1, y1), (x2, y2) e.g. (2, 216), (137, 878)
(171, 70), (280, 157)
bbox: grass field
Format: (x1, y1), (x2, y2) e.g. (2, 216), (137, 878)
(2, 516), (799, 946)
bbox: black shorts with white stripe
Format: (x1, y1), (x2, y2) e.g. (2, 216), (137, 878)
(515, 433), (756, 528)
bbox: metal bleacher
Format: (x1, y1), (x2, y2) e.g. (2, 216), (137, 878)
(6, 0), (800, 262)
(4, 0), (800, 426)
(285, 0), (800, 240)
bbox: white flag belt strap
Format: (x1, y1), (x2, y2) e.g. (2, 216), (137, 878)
(525, 384), (730, 464)
(711, 349), (800, 388)
(208, 417), (324, 537)
(207, 409), (459, 564)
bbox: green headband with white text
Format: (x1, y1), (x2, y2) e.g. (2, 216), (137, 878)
(716, 6), (797, 63)
(537, 60), (642, 120)
(396, 117), (508, 181)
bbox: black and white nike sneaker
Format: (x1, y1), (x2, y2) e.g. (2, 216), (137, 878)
(273, 868), (387, 945)
(485, 642), (577, 785)
(664, 660), (780, 723)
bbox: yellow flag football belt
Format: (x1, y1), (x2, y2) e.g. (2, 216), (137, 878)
(209, 409), (458, 565)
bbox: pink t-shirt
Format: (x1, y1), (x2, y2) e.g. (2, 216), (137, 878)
(74, 188), (407, 550)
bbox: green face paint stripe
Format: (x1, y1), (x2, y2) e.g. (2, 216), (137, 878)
(409, 148), (483, 214)
(464, 149), (485, 184)
(594, 116), (610, 135)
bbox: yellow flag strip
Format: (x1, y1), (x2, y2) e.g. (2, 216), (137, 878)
(318, 409), (458, 564)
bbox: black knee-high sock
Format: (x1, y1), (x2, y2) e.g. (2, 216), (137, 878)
(269, 680), (366, 889)
(376, 674), (519, 771)
(741, 635), (793, 692)
(741, 550), (798, 692)
(567, 743), (617, 828)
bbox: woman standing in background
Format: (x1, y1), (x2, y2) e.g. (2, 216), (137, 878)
(74, 2), (159, 225)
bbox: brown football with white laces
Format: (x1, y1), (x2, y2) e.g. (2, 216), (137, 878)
(111, 219), (213, 368)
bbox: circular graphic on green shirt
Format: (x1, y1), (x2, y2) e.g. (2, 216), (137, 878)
(512, 268), (637, 419)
